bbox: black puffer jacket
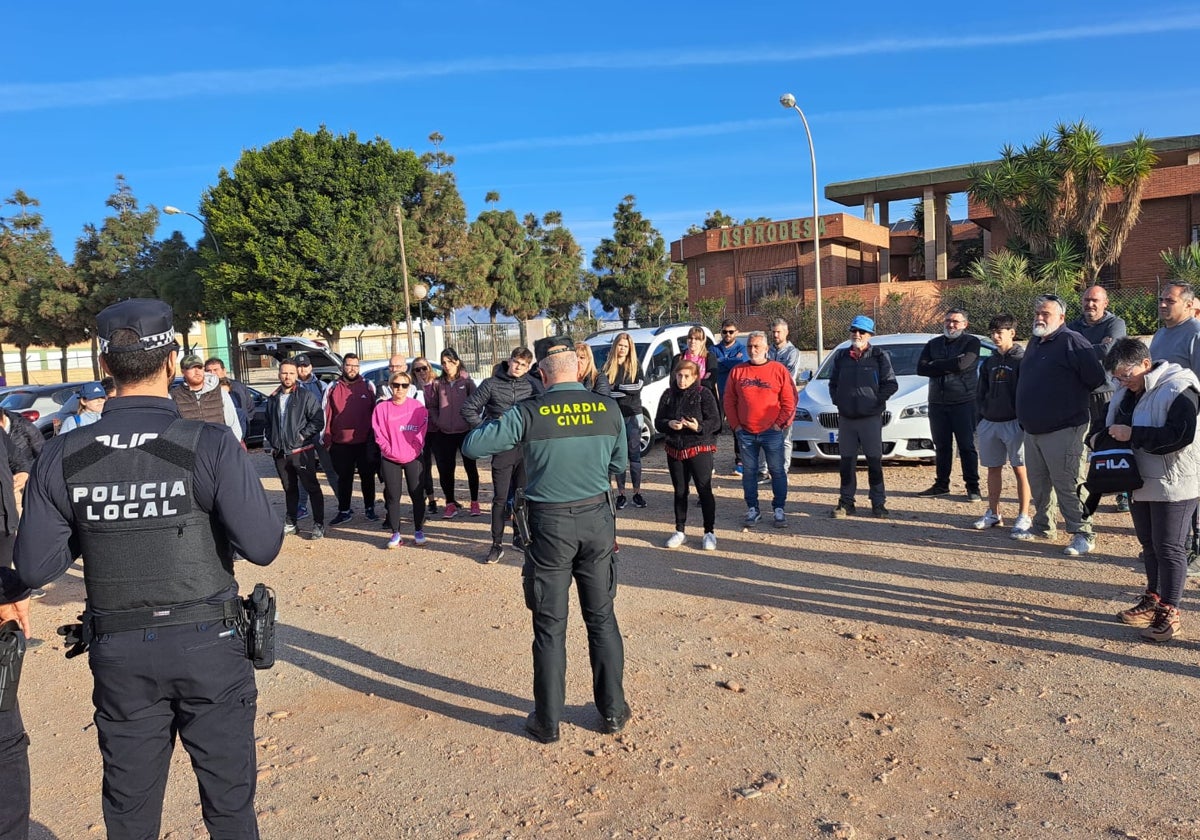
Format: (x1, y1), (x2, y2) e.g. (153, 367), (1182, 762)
(828, 346), (898, 419)
(654, 382), (722, 452)
(3, 409), (43, 465)
(461, 361), (540, 428)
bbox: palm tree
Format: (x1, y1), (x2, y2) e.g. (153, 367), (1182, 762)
(1161, 243), (1200, 285)
(969, 121), (1157, 287)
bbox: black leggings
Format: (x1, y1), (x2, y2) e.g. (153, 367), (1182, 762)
(430, 431), (479, 505)
(380, 458), (426, 533)
(666, 450), (716, 532)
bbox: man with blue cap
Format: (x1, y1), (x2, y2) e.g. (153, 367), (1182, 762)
(828, 315), (898, 518)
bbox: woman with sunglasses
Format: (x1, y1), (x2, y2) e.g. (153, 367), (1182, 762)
(372, 372), (429, 549)
(411, 357), (439, 513)
(428, 349), (481, 518)
(602, 332), (646, 509)
(575, 342), (612, 397)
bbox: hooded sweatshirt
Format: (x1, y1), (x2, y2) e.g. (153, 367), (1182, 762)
(1067, 310), (1127, 394)
(977, 343), (1025, 422)
(428, 369), (477, 435)
(170, 372), (243, 441)
(324, 374), (376, 445)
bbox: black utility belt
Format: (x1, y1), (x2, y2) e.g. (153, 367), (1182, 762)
(90, 598), (242, 635)
(528, 493), (607, 510)
(59, 585), (277, 670)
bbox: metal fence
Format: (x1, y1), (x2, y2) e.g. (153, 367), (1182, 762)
(442, 322), (522, 377)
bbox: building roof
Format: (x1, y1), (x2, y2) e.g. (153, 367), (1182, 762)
(825, 133), (1200, 207)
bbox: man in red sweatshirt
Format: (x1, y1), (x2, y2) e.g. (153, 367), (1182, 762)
(324, 353), (378, 525)
(724, 331), (797, 528)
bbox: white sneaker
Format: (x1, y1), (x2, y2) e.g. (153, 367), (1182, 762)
(1012, 513), (1032, 533)
(973, 510), (1003, 530)
(702, 532), (717, 551)
(665, 531), (686, 548)
(1063, 534), (1095, 556)
(773, 507), (787, 528)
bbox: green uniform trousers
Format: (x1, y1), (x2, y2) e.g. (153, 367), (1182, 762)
(523, 499), (626, 728)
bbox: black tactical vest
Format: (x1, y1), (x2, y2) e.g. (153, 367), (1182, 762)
(62, 419), (234, 611)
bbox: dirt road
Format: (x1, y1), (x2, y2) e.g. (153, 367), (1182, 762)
(19, 447), (1198, 839)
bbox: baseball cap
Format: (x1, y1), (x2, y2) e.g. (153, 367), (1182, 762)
(293, 353), (311, 366)
(534, 336), (574, 363)
(181, 354), (204, 369)
(80, 382), (107, 400)
(96, 299), (179, 354)
(849, 315), (876, 335)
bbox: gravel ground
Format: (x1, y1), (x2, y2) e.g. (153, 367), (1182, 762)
(18, 445), (1200, 839)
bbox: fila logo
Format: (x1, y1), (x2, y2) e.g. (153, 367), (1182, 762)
(1095, 457), (1131, 470)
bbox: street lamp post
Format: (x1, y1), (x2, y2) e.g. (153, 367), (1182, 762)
(163, 205), (236, 376)
(778, 94), (824, 365)
(411, 282), (430, 357)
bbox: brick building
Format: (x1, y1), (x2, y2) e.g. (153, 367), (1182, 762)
(673, 133), (1200, 318)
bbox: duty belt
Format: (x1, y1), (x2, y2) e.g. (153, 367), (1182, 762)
(90, 598), (243, 635)
(527, 493), (607, 510)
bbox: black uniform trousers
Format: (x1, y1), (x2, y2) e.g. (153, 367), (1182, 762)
(274, 449), (324, 526)
(523, 499), (625, 728)
(0, 700), (30, 840)
(330, 442), (376, 513)
(89, 621), (259, 840)
(489, 447), (526, 546)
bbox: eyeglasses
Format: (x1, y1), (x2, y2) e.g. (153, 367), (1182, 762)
(412, 366), (429, 373)
(721, 330), (736, 334)
(849, 328), (870, 335)
(392, 380), (411, 388)
(1112, 367), (1142, 383)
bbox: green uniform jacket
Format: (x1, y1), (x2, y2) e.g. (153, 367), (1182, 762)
(463, 382), (627, 503)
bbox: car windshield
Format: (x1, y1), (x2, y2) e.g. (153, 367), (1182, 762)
(590, 342), (649, 371)
(815, 343), (925, 379)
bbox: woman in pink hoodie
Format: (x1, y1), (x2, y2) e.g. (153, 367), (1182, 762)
(372, 370), (429, 549)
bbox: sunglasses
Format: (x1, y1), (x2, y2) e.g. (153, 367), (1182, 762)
(849, 328), (870, 335)
(721, 329), (736, 334)
(412, 366), (429, 372)
(392, 380), (411, 388)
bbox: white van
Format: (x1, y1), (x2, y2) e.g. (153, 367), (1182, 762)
(586, 323), (716, 454)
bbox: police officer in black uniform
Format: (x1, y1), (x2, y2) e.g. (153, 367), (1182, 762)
(13, 299), (283, 840)
(463, 336), (630, 743)
(0, 568), (32, 840)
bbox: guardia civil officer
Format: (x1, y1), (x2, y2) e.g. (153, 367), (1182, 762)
(13, 299), (283, 840)
(463, 337), (631, 744)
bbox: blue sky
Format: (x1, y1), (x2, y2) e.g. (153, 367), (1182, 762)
(3, 1), (1198, 272)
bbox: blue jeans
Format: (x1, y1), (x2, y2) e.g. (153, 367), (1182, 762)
(736, 428), (787, 511)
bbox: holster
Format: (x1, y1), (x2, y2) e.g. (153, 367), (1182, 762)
(242, 584), (277, 670)
(512, 488), (531, 548)
(0, 621), (25, 711)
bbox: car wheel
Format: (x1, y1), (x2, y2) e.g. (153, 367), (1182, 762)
(638, 412), (653, 456)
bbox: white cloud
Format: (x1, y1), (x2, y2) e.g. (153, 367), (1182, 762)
(2, 12), (1197, 112)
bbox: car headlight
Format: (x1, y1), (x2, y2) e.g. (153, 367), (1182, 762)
(900, 403), (929, 419)
(794, 407), (812, 422)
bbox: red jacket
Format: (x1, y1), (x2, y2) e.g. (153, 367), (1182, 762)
(723, 360), (797, 434)
(324, 376), (376, 445)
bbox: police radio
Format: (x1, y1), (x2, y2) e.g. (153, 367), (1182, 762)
(0, 620), (27, 712)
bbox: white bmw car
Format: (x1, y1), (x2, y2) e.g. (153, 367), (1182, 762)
(791, 332), (996, 463)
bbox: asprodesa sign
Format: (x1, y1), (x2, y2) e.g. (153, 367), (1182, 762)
(717, 217), (829, 250)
